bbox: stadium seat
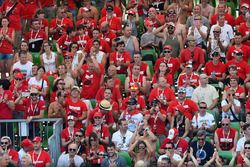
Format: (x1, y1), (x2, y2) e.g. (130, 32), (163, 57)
(58, 53), (64, 65)
(116, 74), (126, 88)
(156, 138), (160, 153)
(90, 99), (97, 109)
(47, 75), (55, 95)
(218, 150), (232, 161)
(141, 49), (157, 63)
(31, 52), (41, 66)
(118, 152), (132, 167)
(143, 60), (154, 76)
(230, 122), (240, 134)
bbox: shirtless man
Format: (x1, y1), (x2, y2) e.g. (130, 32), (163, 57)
(77, 0), (99, 22)
(200, 0), (215, 21)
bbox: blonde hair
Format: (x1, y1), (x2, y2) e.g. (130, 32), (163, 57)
(134, 160), (147, 167)
(21, 153), (32, 164)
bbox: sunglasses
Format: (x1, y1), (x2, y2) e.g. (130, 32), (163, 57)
(30, 93), (38, 97)
(1, 142), (8, 145)
(58, 82), (65, 85)
(94, 117), (101, 119)
(139, 146), (146, 149)
(168, 26), (175, 30)
(128, 14), (134, 16)
(69, 148), (76, 152)
(75, 134), (83, 137)
(15, 78), (22, 81)
(200, 107), (207, 109)
(163, 50), (171, 54)
(235, 53), (243, 56)
(198, 138), (205, 141)
(71, 46), (78, 49)
(98, 153), (105, 156)
(213, 31), (220, 33)
(167, 11), (176, 15)
(229, 94), (235, 96)
(245, 147), (250, 149)
(64, 57), (72, 59)
(222, 123), (229, 126)
(165, 147), (173, 150)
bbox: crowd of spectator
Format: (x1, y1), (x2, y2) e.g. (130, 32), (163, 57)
(1, 0), (250, 166)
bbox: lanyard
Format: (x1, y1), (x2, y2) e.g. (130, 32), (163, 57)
(56, 18), (64, 27)
(222, 130), (230, 142)
(28, 102), (38, 115)
(32, 150), (42, 166)
(31, 30), (39, 41)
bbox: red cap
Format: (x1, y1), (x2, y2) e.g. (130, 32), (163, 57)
(32, 136), (42, 142)
(15, 72), (24, 79)
(94, 112), (102, 118)
(13, 68), (21, 73)
(167, 128), (178, 140)
(21, 139), (34, 148)
(64, 52), (73, 57)
(163, 45), (173, 51)
(127, 10), (135, 15)
(234, 48), (243, 54)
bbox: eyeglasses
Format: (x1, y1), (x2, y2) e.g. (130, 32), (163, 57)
(98, 153), (105, 156)
(94, 117), (101, 119)
(197, 138), (205, 141)
(71, 46), (78, 49)
(163, 50), (171, 54)
(165, 147), (173, 150)
(167, 11), (176, 15)
(200, 107), (207, 109)
(30, 93), (38, 97)
(1, 142), (8, 145)
(194, 18), (201, 20)
(229, 94), (235, 96)
(69, 148), (76, 152)
(213, 31), (221, 33)
(75, 134), (83, 137)
(44, 45), (49, 47)
(64, 57), (71, 59)
(15, 78), (22, 81)
(58, 82), (65, 85)
(222, 123), (229, 126)
(138, 146), (146, 149)
(168, 26), (175, 30)
(245, 147), (250, 149)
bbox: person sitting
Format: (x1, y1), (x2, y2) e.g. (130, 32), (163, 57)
(0, 136), (19, 166)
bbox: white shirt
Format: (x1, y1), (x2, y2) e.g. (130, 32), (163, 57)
(192, 112), (215, 129)
(221, 99), (241, 121)
(119, 112), (143, 132)
(42, 52), (56, 73)
(28, 77), (48, 91)
(158, 154), (182, 163)
(57, 153), (83, 167)
(18, 148), (26, 160)
(236, 136), (246, 152)
(12, 61), (33, 79)
(112, 130), (134, 151)
(188, 25), (208, 44)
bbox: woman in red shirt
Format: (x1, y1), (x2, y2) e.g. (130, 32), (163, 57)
(152, 62), (173, 88)
(0, 17), (15, 79)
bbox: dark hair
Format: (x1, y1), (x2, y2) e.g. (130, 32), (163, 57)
(66, 27), (74, 35)
(197, 130), (206, 137)
(37, 66), (46, 72)
(235, 32), (243, 37)
(0, 79), (11, 90)
(165, 142), (174, 148)
(156, 61), (169, 75)
(106, 142), (116, 149)
(52, 79), (64, 92)
(199, 101), (207, 107)
(19, 50), (27, 57)
(56, 90), (65, 97)
(69, 42), (78, 52)
(92, 39), (100, 45)
(92, 28), (100, 33)
(118, 118), (126, 126)
(104, 76), (113, 83)
(244, 140), (250, 147)
(137, 140), (146, 150)
(243, 123), (250, 131)
(88, 132), (98, 146)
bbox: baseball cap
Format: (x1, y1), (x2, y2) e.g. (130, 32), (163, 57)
(178, 87), (186, 93)
(21, 139), (33, 148)
(234, 48), (243, 55)
(126, 98), (137, 105)
(71, 86), (81, 93)
(13, 68), (21, 73)
(99, 100), (112, 111)
(185, 62), (193, 68)
(127, 10), (135, 15)
(167, 128), (178, 140)
(94, 112), (102, 118)
(32, 136), (42, 142)
(163, 45), (173, 51)
(15, 72), (24, 79)
(241, 3), (249, 8)
(67, 115), (75, 121)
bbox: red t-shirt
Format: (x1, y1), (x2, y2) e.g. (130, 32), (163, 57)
(8, 149), (19, 164)
(65, 98), (88, 129)
(76, 18), (97, 37)
(211, 13), (235, 27)
(127, 75), (145, 92)
(60, 127), (79, 152)
(152, 73), (173, 86)
(84, 38), (111, 53)
(224, 86), (245, 99)
(100, 31), (117, 46)
(0, 27), (14, 54)
(99, 16), (122, 33)
(160, 138), (188, 154)
(129, 62), (148, 77)
(0, 1), (24, 31)
(95, 86), (121, 104)
(154, 57), (180, 77)
(167, 99), (199, 120)
(9, 84), (28, 112)
(148, 87), (176, 111)
(246, 98), (250, 111)
(67, 0), (76, 10)
(203, 61), (226, 78)
(144, 109), (167, 135)
(100, 6), (122, 18)
(39, 19), (49, 32)
(49, 17), (73, 40)
(216, 128), (236, 150)
(38, 0), (54, 7)
(179, 47), (205, 71)
(23, 99), (45, 118)
(57, 34), (75, 53)
(73, 35), (90, 50)
(88, 107), (114, 125)
(24, 30), (47, 49)
(177, 72), (200, 87)
(80, 64), (104, 99)
(87, 145), (105, 165)
(238, 23), (250, 46)
(121, 95), (146, 112)
(226, 45), (250, 62)
(19, 0), (38, 19)
(235, 15), (246, 27)
(109, 51), (131, 74)
(225, 59), (250, 80)
(85, 124), (110, 139)
(29, 150), (51, 167)
(0, 90), (13, 119)
(144, 17), (162, 28)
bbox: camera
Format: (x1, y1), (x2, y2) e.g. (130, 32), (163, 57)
(22, 91), (30, 97)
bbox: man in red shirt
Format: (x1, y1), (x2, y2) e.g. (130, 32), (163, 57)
(29, 136), (51, 166)
(49, 7), (73, 40)
(99, 5), (122, 35)
(25, 19), (47, 52)
(179, 35), (205, 72)
(109, 39), (131, 74)
(235, 3), (249, 28)
(210, 4), (235, 27)
(100, 0), (122, 18)
(159, 128), (188, 156)
(56, 27), (76, 55)
(144, 7), (163, 28)
(99, 21), (117, 46)
(236, 139), (250, 166)
(148, 77), (176, 111)
(225, 48), (250, 85)
(167, 87), (198, 121)
(226, 32), (250, 62)
(0, 136), (19, 166)
(65, 86), (88, 129)
(154, 45), (180, 78)
(88, 99), (114, 128)
(238, 13), (250, 46)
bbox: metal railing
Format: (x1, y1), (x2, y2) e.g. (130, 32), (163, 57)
(0, 118), (63, 167)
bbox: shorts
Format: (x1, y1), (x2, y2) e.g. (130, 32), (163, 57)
(0, 53), (13, 60)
